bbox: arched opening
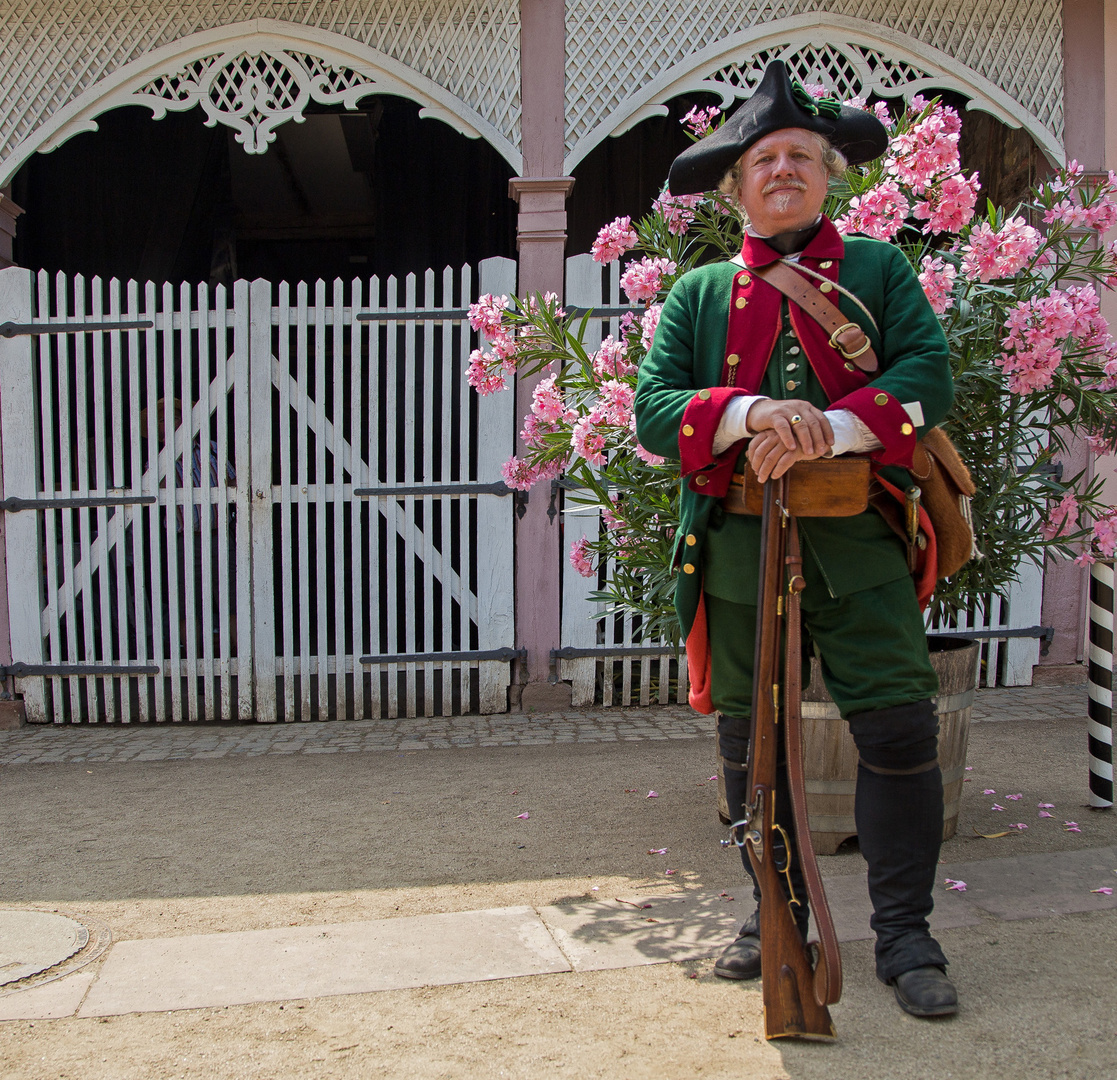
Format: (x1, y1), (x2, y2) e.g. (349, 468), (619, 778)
(11, 97), (517, 285)
(567, 87), (1047, 258)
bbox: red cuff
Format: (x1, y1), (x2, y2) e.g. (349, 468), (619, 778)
(679, 387), (746, 498)
(832, 387), (917, 467)
(679, 387), (746, 472)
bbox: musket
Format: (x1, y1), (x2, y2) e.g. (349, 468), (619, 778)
(740, 474), (841, 1041)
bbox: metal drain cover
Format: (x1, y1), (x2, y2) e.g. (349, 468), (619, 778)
(0, 910), (89, 986)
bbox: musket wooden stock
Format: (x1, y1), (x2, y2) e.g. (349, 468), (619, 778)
(744, 477), (837, 1042)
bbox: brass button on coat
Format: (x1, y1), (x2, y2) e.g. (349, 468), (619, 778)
(686, 533), (697, 545)
(819, 282), (834, 293)
(901, 423), (914, 435)
(875, 393), (888, 405)
(786, 363), (798, 372)
(695, 474), (709, 486)
(845, 362), (856, 371)
(727, 353), (740, 366)
(735, 297), (748, 309)
(683, 563), (696, 574)
(819, 260), (833, 269)
(737, 273), (751, 286)
(698, 389), (711, 400)
(682, 424), (695, 436)
(788, 346), (800, 355)
(786, 380), (797, 391)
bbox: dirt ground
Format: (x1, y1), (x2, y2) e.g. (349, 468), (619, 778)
(0, 715), (1115, 1078)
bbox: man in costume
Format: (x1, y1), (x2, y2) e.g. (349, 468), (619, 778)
(633, 61), (959, 1017)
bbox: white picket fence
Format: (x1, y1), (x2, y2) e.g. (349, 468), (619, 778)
(0, 259), (517, 723)
(558, 253), (1044, 706)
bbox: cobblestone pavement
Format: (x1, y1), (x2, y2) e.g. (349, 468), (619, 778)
(0, 684), (1088, 766)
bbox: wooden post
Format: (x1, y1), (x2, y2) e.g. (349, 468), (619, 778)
(512, 0), (575, 709)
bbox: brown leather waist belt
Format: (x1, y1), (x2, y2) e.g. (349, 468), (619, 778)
(722, 455), (871, 517)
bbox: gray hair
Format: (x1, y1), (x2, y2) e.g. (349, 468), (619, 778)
(718, 132), (848, 217)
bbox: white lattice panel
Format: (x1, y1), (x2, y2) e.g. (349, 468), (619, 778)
(564, 0), (1064, 167)
(0, 1), (520, 176)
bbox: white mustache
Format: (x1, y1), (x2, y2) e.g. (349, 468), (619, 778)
(763, 179), (808, 194)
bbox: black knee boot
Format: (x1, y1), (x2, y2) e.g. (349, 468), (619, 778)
(847, 700), (950, 983)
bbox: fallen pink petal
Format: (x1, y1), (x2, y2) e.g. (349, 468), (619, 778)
(944, 878), (967, 891)
(1006, 793), (1023, 801)
(1090, 887), (1114, 895)
(647, 848), (667, 855)
(983, 788), (996, 795)
(991, 804), (1005, 811)
(1039, 811), (1054, 818)
(665, 868), (677, 875)
(1009, 823), (1028, 830)
(647, 791), (659, 798)
(516, 812), (530, 819)
(965, 766), (973, 771)
(1038, 802), (1055, 809)
(707, 775), (718, 782)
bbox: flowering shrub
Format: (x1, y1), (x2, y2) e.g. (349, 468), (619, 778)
(467, 95), (1117, 636)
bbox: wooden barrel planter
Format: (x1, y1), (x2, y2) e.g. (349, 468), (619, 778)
(717, 636), (980, 855)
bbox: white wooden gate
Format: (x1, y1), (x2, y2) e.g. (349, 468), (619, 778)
(558, 253), (1046, 703)
(0, 259), (516, 723)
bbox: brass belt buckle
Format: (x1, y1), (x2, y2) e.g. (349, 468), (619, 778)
(829, 321), (872, 359)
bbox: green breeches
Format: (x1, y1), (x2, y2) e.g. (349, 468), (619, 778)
(706, 572), (939, 720)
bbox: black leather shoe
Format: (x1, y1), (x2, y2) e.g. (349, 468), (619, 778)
(890, 965), (959, 1017)
(713, 929), (761, 980)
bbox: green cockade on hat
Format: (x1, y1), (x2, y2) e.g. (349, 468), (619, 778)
(790, 78), (843, 120)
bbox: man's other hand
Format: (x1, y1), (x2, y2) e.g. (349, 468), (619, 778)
(745, 400), (833, 482)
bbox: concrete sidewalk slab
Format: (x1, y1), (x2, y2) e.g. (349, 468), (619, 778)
(941, 844), (1117, 920)
(0, 970), (96, 1021)
(539, 891), (743, 970)
(78, 906), (570, 1017)
(820, 873), (984, 942)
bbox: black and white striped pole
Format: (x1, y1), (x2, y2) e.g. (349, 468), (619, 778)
(1088, 559), (1114, 808)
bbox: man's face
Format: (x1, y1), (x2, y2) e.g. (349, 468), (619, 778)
(736, 128), (829, 236)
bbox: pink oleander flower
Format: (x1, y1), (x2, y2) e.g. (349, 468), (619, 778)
(1088, 429), (1117, 457)
(912, 172), (980, 234)
(1092, 509), (1117, 558)
(641, 304), (662, 351)
(602, 495), (623, 531)
(571, 409), (608, 466)
(887, 105), (963, 194)
(467, 293), (508, 338)
(620, 257), (677, 303)
(569, 535), (596, 578)
(520, 413), (562, 450)
(960, 217), (1041, 282)
(598, 379), (635, 427)
(1044, 198), (1090, 229)
(1041, 492), (1079, 540)
(592, 335), (636, 379)
(501, 455), (541, 491)
(633, 440), (666, 466)
(834, 180), (909, 241)
(653, 191), (704, 235)
(918, 255), (957, 314)
(681, 105), (721, 137)
(488, 327), (520, 371)
(592, 216), (639, 264)
(465, 349), (506, 395)
(531, 374), (570, 423)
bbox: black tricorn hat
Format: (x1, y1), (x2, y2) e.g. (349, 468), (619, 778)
(667, 60), (889, 196)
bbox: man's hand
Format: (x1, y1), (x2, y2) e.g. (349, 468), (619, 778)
(745, 400), (834, 482)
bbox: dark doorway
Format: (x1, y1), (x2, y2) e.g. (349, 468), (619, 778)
(12, 98), (517, 285)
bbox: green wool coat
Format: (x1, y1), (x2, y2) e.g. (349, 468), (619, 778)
(634, 233), (954, 639)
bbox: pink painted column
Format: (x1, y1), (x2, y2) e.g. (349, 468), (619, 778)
(511, 0), (575, 708)
(1038, 1), (1111, 677)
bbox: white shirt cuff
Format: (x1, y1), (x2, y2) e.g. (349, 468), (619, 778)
(712, 395), (767, 456)
(824, 401), (924, 457)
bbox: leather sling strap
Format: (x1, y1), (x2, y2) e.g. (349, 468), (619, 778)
(783, 516), (843, 1006)
(752, 260), (879, 375)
